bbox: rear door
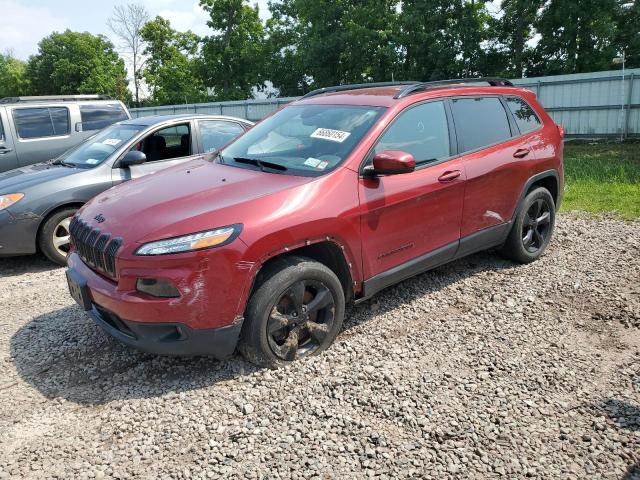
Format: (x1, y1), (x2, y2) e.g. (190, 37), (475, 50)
(10, 105), (75, 166)
(112, 121), (201, 183)
(0, 107), (18, 172)
(358, 100), (465, 282)
(197, 119), (247, 154)
(450, 96), (535, 239)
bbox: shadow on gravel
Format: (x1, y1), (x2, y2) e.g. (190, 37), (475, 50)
(10, 250), (517, 405)
(0, 254), (60, 279)
(601, 398), (640, 478)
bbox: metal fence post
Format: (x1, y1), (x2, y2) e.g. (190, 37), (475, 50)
(624, 73), (635, 140)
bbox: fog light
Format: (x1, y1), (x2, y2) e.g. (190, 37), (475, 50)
(136, 278), (180, 298)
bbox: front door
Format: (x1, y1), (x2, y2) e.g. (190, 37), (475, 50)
(113, 122), (200, 183)
(0, 107), (19, 172)
(358, 100), (466, 283)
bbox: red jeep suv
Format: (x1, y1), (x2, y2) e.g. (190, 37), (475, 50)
(66, 78), (564, 367)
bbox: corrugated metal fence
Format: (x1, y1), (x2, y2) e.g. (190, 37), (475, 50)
(131, 69), (640, 138)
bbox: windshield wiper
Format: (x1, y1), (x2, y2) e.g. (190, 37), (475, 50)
(233, 157), (288, 172)
(50, 159), (75, 167)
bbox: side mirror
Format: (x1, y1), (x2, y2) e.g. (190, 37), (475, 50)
(75, 122), (83, 132)
(365, 150), (416, 176)
(119, 150), (146, 168)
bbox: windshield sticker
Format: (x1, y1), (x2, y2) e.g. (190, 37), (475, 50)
(304, 157), (321, 168)
(102, 138), (122, 146)
(310, 128), (351, 143)
(86, 159), (99, 165)
(317, 161), (329, 170)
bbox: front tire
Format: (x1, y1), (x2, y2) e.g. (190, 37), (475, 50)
(38, 207), (78, 266)
(501, 187), (555, 264)
(239, 256), (345, 368)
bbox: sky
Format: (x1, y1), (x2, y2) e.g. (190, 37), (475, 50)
(0, 0), (271, 60)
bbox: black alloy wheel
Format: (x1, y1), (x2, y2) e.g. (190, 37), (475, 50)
(522, 198), (552, 253)
(267, 279), (335, 361)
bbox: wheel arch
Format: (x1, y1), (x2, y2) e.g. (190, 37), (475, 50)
(35, 202), (84, 250)
(512, 170), (560, 223)
(246, 240), (356, 306)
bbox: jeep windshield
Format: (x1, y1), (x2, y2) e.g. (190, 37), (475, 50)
(219, 104), (385, 176)
(56, 124), (145, 168)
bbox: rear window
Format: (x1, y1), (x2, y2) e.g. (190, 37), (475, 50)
(13, 107), (70, 139)
(506, 97), (542, 134)
(199, 120), (245, 153)
(451, 97), (512, 153)
(0, 116), (4, 141)
(80, 103), (129, 131)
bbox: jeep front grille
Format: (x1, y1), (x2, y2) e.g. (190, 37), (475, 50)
(69, 217), (122, 278)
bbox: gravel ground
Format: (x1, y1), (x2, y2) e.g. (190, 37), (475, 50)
(0, 212), (639, 479)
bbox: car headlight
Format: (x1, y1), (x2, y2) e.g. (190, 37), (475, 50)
(135, 224), (242, 256)
(0, 193), (24, 211)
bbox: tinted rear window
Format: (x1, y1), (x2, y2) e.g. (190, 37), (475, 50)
(0, 116), (4, 141)
(451, 97), (512, 153)
(13, 107), (70, 139)
(506, 97), (542, 134)
(80, 103), (129, 131)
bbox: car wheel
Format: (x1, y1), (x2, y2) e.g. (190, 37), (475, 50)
(501, 187), (555, 264)
(38, 207), (78, 266)
(239, 256), (345, 368)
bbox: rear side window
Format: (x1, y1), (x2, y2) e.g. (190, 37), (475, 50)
(80, 103), (129, 131)
(374, 101), (450, 164)
(0, 116), (4, 141)
(13, 107), (70, 139)
(506, 97), (541, 134)
(451, 97), (512, 153)
(199, 120), (245, 153)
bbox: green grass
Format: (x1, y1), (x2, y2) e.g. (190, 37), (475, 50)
(562, 142), (640, 220)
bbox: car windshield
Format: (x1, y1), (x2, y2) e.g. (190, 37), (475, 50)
(220, 104), (385, 176)
(58, 124), (145, 168)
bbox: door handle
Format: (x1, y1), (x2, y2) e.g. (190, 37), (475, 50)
(438, 170), (461, 182)
(513, 148), (530, 158)
(0, 147), (13, 155)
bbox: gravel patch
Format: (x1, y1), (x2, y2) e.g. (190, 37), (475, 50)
(0, 212), (639, 479)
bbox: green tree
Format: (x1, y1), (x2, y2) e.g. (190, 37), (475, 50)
(614, 0), (640, 68)
(25, 30), (129, 101)
(487, 0), (542, 77)
(529, 0), (619, 75)
(398, 0), (493, 81)
(140, 17), (206, 105)
(267, 0), (400, 95)
(0, 52), (28, 98)
(199, 0), (267, 100)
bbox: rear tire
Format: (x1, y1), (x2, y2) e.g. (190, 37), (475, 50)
(501, 187), (555, 264)
(38, 207), (78, 266)
(239, 256), (345, 368)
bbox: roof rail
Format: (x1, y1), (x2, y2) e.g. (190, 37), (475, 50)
(301, 81), (420, 99)
(0, 94), (114, 104)
(394, 78), (514, 99)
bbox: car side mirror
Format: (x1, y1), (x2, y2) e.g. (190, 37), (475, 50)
(365, 150), (416, 176)
(120, 150), (146, 168)
(75, 122), (83, 132)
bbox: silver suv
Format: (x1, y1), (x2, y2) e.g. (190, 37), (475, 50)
(0, 95), (130, 172)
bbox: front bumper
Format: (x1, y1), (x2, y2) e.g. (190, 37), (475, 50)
(0, 210), (40, 256)
(90, 303), (242, 357)
(67, 251), (250, 357)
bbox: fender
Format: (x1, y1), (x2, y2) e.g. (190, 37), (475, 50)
(511, 169), (561, 223)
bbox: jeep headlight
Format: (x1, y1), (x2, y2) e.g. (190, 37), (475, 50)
(135, 224), (242, 256)
(0, 193), (24, 211)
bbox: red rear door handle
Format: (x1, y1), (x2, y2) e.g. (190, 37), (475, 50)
(513, 148), (530, 158)
(438, 170), (461, 182)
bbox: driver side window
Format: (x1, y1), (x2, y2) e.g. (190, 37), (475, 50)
(131, 123), (191, 163)
(373, 101), (450, 166)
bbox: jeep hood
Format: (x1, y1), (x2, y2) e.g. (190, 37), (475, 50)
(79, 158), (315, 244)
